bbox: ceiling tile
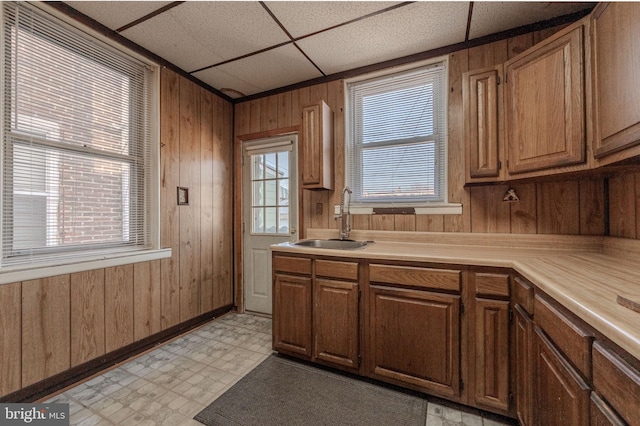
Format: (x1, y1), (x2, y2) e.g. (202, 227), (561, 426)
(265, 1), (400, 38)
(121, 2), (290, 72)
(67, 1), (172, 30)
(297, 2), (469, 76)
(469, 2), (593, 39)
(193, 44), (323, 97)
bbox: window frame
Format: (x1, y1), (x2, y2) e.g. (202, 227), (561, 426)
(0, 2), (167, 283)
(344, 57), (460, 212)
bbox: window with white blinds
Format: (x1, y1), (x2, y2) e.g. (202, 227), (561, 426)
(1, 2), (157, 268)
(345, 60), (448, 205)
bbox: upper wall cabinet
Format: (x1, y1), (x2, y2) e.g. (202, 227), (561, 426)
(504, 20), (588, 176)
(463, 65), (505, 183)
(301, 101), (334, 190)
(591, 2), (640, 165)
(464, 18), (591, 184)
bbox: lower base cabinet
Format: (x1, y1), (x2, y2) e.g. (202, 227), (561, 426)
(533, 327), (590, 426)
(514, 304), (533, 426)
(368, 285), (461, 398)
(273, 273), (312, 357)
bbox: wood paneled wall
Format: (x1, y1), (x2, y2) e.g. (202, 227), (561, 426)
(0, 68), (234, 398)
(234, 23), (609, 237)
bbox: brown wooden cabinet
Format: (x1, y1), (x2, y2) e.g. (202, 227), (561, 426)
(533, 326), (591, 426)
(313, 259), (360, 371)
(367, 264), (461, 399)
(513, 304), (533, 426)
(272, 255), (312, 358)
(301, 100), (333, 190)
(505, 21), (588, 175)
(470, 271), (511, 413)
(592, 2), (640, 164)
(463, 66), (505, 183)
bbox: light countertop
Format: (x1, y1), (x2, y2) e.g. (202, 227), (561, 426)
(271, 229), (640, 360)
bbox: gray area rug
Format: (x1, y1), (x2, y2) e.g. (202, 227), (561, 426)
(194, 354), (428, 426)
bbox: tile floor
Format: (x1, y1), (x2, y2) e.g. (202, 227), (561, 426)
(44, 313), (513, 426)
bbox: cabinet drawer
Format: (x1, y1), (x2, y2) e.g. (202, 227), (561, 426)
(273, 256), (311, 275)
(369, 264), (461, 291)
(592, 342), (640, 426)
(316, 260), (358, 281)
(534, 294), (594, 379)
(475, 272), (509, 297)
(512, 276), (534, 314)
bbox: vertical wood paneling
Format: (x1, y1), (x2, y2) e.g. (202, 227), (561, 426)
(470, 185), (511, 233)
(133, 261), (161, 341)
(507, 33), (534, 59)
(510, 183), (537, 234)
(70, 269), (105, 367)
(200, 87), (214, 314)
(261, 95), (278, 131)
(309, 84), (330, 230)
(351, 214), (370, 230)
(249, 99), (261, 133)
(394, 215), (416, 231)
(371, 214), (395, 231)
(537, 182), (581, 235)
(22, 275), (70, 387)
(468, 39), (508, 69)
(609, 173), (637, 238)
(179, 77), (201, 322)
(0, 282), (21, 395)
(445, 49), (470, 232)
(579, 180), (605, 235)
(235, 101), (252, 136)
(105, 265), (134, 353)
(160, 69), (181, 329)
(277, 91), (293, 128)
(327, 79), (345, 230)
(416, 215), (445, 232)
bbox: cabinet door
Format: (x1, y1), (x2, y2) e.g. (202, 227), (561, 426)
(514, 304), (533, 426)
(505, 24), (586, 175)
(590, 392), (626, 426)
(463, 66), (504, 182)
(313, 278), (359, 371)
(301, 101), (333, 190)
(592, 3), (640, 161)
(273, 273), (312, 357)
(368, 285), (460, 398)
(533, 327), (590, 426)
(474, 298), (510, 411)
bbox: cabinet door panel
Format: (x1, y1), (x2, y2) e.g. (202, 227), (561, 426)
(368, 285), (460, 398)
(273, 273), (312, 357)
(533, 327), (590, 426)
(474, 298), (510, 411)
(313, 278), (359, 370)
(590, 392), (626, 426)
(514, 304), (533, 426)
(505, 25), (585, 174)
(464, 66), (503, 181)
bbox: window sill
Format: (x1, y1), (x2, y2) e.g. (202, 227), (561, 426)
(0, 248), (172, 285)
(334, 203), (462, 216)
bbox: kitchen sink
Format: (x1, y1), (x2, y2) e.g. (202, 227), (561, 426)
(293, 239), (371, 250)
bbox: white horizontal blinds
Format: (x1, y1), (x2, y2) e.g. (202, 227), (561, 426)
(346, 62), (447, 204)
(2, 2), (153, 266)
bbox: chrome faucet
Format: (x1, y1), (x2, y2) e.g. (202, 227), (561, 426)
(336, 186), (352, 240)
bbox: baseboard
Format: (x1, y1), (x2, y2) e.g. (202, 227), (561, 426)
(0, 304), (234, 403)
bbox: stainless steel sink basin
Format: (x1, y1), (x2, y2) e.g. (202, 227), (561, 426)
(293, 239), (370, 250)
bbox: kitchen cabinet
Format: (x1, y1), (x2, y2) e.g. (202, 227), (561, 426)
(313, 259), (360, 372)
(512, 277), (534, 426)
(505, 20), (588, 175)
(272, 256), (312, 357)
(533, 326), (591, 425)
(463, 66), (505, 183)
(301, 100), (334, 190)
(367, 264), (461, 399)
(590, 392), (626, 426)
(471, 271), (511, 413)
(592, 341), (640, 426)
(591, 2), (640, 164)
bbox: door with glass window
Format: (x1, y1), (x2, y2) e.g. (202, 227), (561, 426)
(243, 135), (298, 314)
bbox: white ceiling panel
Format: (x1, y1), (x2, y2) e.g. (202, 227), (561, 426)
(297, 2), (469, 76)
(67, 1), (171, 30)
(265, 1), (400, 38)
(193, 44), (324, 97)
(469, 2), (593, 39)
(121, 2), (290, 72)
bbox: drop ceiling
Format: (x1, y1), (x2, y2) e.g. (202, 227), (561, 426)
(63, 1), (594, 101)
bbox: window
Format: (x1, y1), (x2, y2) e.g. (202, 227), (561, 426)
(345, 60), (448, 206)
(1, 2), (159, 270)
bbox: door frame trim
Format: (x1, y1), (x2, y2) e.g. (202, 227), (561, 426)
(234, 126), (300, 313)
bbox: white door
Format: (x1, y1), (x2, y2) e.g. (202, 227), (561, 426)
(243, 135), (298, 314)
